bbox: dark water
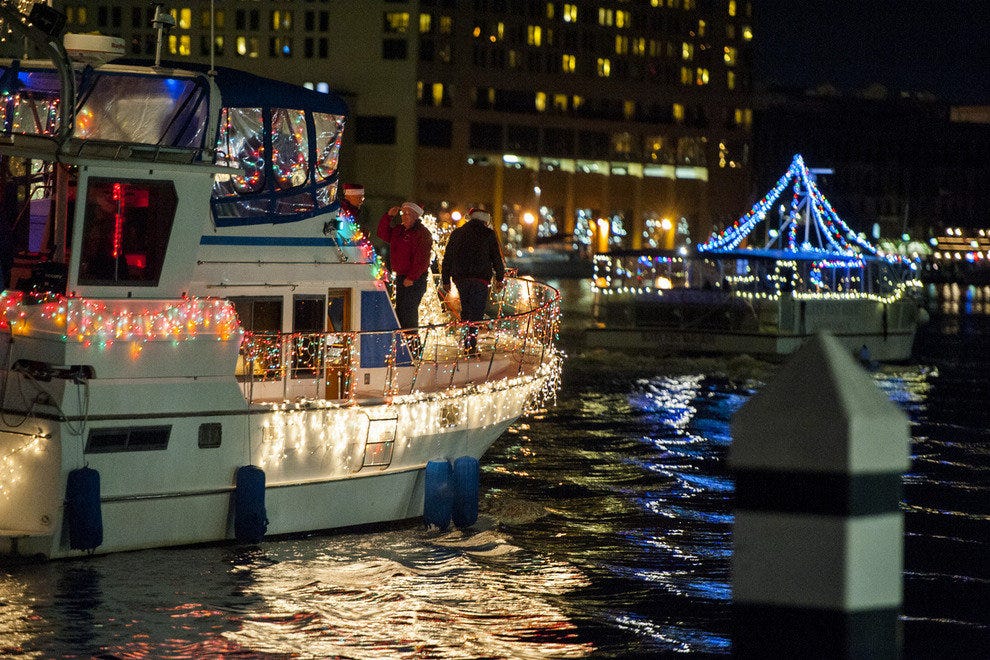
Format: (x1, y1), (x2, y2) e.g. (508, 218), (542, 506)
(1, 281), (987, 657)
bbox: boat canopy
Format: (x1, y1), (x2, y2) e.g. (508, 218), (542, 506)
(124, 60), (349, 227)
(1, 59), (348, 227)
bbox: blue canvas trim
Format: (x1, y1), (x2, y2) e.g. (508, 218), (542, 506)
(360, 290), (412, 368)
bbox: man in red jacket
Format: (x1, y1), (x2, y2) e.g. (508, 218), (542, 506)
(377, 201), (433, 333)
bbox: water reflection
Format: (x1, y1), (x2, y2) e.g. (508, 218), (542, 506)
(218, 529), (593, 658)
(1, 292), (986, 656)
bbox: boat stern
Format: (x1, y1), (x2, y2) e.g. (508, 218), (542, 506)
(0, 427), (62, 559)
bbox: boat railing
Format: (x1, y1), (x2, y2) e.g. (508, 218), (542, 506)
(236, 276), (560, 404)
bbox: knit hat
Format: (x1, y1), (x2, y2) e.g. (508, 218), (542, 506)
(468, 208), (492, 224)
(401, 201), (424, 217)
(343, 183), (364, 195)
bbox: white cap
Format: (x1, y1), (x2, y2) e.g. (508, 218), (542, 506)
(401, 201), (424, 217)
(469, 209), (492, 224)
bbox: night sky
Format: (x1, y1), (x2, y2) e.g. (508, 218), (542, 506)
(753, 1), (990, 104)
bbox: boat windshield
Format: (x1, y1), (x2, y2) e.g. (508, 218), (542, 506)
(0, 68), (63, 136)
(75, 71), (208, 148)
(0, 63), (209, 148)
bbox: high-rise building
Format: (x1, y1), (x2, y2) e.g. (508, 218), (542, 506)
(4, 0), (754, 250)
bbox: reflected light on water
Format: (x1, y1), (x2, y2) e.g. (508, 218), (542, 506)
(216, 529), (594, 658)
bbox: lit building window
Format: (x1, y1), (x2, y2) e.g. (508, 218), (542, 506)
(563, 3), (577, 22)
(728, 0), (737, 17)
(597, 58), (611, 77)
(271, 10), (291, 30)
(698, 19), (706, 36)
(509, 49), (521, 68)
(553, 94), (568, 111)
(171, 8), (191, 30)
(562, 53), (576, 72)
(416, 81), (423, 102)
(572, 95), (584, 111)
(497, 22), (505, 39)
(536, 91), (547, 112)
(432, 83), (444, 107)
(645, 136), (666, 161)
(528, 25), (542, 46)
(742, 25), (753, 40)
(236, 36), (259, 58)
(727, 70), (736, 90)
(632, 37), (646, 56)
(681, 42), (694, 60)
(384, 12), (409, 34)
(684, 0), (696, 9)
(623, 100), (636, 119)
(680, 66), (692, 85)
(615, 35), (628, 55)
(724, 46), (737, 66)
(616, 10), (630, 28)
(599, 8), (613, 26)
(547, 2), (555, 19)
(613, 132), (633, 154)
(168, 34), (191, 56)
(672, 103), (684, 123)
(420, 13), (432, 33)
(695, 67), (710, 85)
(439, 16), (452, 33)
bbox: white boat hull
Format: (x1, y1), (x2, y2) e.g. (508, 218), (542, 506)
(0, 380), (537, 559)
(588, 293), (920, 361)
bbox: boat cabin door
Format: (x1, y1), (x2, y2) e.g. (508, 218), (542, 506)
(325, 288), (351, 399)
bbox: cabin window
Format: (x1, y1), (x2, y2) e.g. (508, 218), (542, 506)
(272, 109), (309, 190)
(231, 296), (283, 379)
(198, 422), (222, 448)
(214, 107), (266, 198)
(85, 425), (171, 453)
(292, 294), (325, 377)
(77, 178), (176, 286)
(231, 296), (283, 333)
(312, 112), (344, 181)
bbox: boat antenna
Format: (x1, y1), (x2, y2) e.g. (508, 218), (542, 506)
(208, 0), (216, 75)
(150, 2), (175, 69)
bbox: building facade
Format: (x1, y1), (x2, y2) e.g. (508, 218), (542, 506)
(5, 0), (754, 251)
(754, 87), (990, 245)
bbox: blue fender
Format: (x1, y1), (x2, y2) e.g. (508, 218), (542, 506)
(234, 465), (268, 543)
(66, 467), (103, 551)
(452, 456), (480, 529)
(424, 460), (453, 530)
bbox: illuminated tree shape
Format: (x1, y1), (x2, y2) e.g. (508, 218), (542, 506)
(698, 154), (878, 257)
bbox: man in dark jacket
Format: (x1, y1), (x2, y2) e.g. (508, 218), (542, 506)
(377, 201), (433, 331)
(441, 208), (506, 354)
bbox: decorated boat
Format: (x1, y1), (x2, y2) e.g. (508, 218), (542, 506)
(0, 5), (560, 559)
(587, 154), (922, 361)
